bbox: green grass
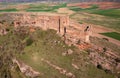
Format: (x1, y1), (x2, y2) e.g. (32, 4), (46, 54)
(26, 9), (52, 12)
(69, 5), (120, 31)
(26, 4), (53, 12)
(18, 29), (73, 78)
(100, 32), (120, 41)
(0, 8), (18, 12)
(26, 3), (67, 12)
(69, 4), (99, 12)
(17, 29), (114, 78)
(0, 26), (115, 78)
(0, 29), (27, 78)
(70, 9), (120, 32)
(69, 4), (120, 18)
(91, 9), (120, 18)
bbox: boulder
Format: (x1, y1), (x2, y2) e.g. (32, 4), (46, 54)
(72, 63), (79, 70)
(66, 72), (75, 78)
(67, 49), (73, 55)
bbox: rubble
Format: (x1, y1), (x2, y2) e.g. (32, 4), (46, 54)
(78, 43), (91, 50)
(67, 49), (73, 55)
(62, 49), (73, 56)
(0, 29), (8, 35)
(72, 63), (79, 70)
(89, 46), (120, 75)
(62, 52), (67, 56)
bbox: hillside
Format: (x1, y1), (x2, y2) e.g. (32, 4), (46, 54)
(0, 1), (120, 78)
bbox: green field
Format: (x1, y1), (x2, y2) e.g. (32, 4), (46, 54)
(69, 5), (120, 18)
(69, 5), (120, 32)
(0, 3), (67, 12)
(100, 32), (120, 41)
(26, 3), (67, 12)
(91, 9), (120, 18)
(0, 8), (18, 12)
(69, 4), (98, 12)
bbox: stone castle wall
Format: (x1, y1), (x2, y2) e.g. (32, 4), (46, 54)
(13, 13), (69, 35)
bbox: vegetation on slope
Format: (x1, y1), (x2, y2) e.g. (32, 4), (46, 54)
(100, 32), (120, 41)
(0, 26), (28, 78)
(0, 26), (114, 78)
(17, 28), (114, 78)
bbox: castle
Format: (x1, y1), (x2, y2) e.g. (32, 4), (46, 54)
(13, 13), (69, 36)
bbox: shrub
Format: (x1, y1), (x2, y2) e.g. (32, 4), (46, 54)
(26, 37), (33, 46)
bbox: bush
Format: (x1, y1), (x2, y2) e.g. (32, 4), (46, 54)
(26, 37), (33, 46)
(97, 64), (102, 69)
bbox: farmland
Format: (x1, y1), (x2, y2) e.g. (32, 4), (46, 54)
(0, 8), (18, 12)
(100, 32), (120, 41)
(26, 3), (67, 12)
(69, 5), (120, 31)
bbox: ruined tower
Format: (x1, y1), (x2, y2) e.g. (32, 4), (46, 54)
(84, 26), (91, 43)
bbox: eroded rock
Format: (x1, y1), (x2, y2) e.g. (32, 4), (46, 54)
(72, 63), (79, 70)
(12, 59), (40, 78)
(41, 58), (75, 78)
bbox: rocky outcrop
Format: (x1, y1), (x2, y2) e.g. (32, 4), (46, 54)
(89, 46), (120, 75)
(0, 29), (7, 35)
(41, 58), (75, 78)
(12, 59), (40, 78)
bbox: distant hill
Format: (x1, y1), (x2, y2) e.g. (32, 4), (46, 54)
(0, 0), (120, 3)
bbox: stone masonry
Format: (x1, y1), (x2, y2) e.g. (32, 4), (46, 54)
(13, 13), (69, 36)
